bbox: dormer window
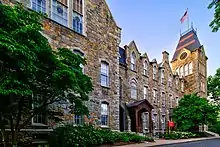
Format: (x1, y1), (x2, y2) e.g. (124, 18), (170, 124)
(153, 66), (157, 80)
(131, 52), (136, 71)
(143, 61), (148, 75)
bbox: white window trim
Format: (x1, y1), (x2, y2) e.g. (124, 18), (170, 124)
(100, 61), (109, 87)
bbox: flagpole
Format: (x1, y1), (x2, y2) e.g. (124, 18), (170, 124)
(187, 8), (189, 30)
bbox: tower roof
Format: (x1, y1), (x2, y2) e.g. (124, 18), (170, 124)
(172, 28), (201, 61)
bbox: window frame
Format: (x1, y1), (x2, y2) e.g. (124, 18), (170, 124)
(131, 80), (137, 99)
(74, 115), (84, 125)
(131, 52), (136, 71)
(101, 102), (109, 127)
(161, 70), (164, 83)
(100, 61), (109, 87)
(144, 86), (148, 99)
(153, 89), (157, 104)
(143, 60), (148, 75)
(153, 65), (157, 80)
(32, 95), (46, 125)
(31, 0), (47, 14)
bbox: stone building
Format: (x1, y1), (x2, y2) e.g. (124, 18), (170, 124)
(1, 0), (121, 130)
(1, 0), (207, 138)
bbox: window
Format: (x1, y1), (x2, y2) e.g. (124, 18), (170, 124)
(184, 64), (188, 76)
(153, 65), (157, 80)
(32, 0), (46, 13)
(144, 86), (148, 99)
(73, 12), (83, 34)
(52, 0), (68, 27)
(144, 112), (149, 130)
(162, 92), (165, 106)
(74, 115), (83, 125)
(101, 61), (109, 87)
(131, 52), (136, 71)
(179, 66), (183, 77)
(152, 112), (159, 129)
(176, 78), (178, 87)
(33, 96), (45, 124)
(181, 80), (184, 91)
(131, 80), (137, 99)
(201, 82), (205, 92)
(189, 62), (193, 74)
(73, 48), (84, 73)
(101, 103), (108, 126)
(168, 75), (172, 87)
(176, 97), (179, 106)
(161, 115), (166, 130)
(161, 70), (164, 83)
(176, 68), (179, 75)
(153, 89), (157, 104)
(169, 95), (173, 108)
(143, 61), (148, 75)
(73, 0), (83, 14)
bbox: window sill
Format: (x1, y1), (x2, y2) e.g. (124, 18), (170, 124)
(31, 123), (47, 127)
(100, 125), (110, 129)
(143, 74), (148, 78)
(101, 85), (110, 89)
(130, 69), (137, 73)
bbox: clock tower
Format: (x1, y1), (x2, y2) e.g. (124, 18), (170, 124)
(171, 27), (208, 98)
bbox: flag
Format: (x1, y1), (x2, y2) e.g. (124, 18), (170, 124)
(180, 9), (188, 23)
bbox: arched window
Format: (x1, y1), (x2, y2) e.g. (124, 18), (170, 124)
(101, 61), (109, 87)
(184, 64), (188, 76)
(161, 70), (164, 83)
(101, 102), (109, 126)
(131, 79), (137, 99)
(143, 61), (148, 75)
(131, 52), (136, 71)
(153, 65), (157, 79)
(73, 48), (84, 73)
(189, 62), (193, 74)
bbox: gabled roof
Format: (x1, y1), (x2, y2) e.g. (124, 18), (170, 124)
(172, 28), (202, 61)
(127, 99), (154, 109)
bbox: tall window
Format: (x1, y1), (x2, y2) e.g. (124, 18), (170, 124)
(74, 115), (83, 125)
(73, 12), (83, 34)
(162, 92), (165, 106)
(161, 70), (164, 83)
(161, 115), (166, 130)
(101, 102), (108, 126)
(131, 80), (137, 99)
(143, 61), (148, 75)
(144, 112), (149, 130)
(201, 81), (205, 92)
(176, 97), (179, 106)
(32, 0), (46, 13)
(131, 52), (136, 71)
(144, 86), (148, 99)
(101, 61), (109, 87)
(168, 75), (172, 87)
(169, 94), (173, 108)
(153, 65), (157, 80)
(189, 62), (193, 74)
(52, 0), (68, 27)
(33, 96), (45, 124)
(153, 89), (157, 104)
(179, 66), (183, 77)
(184, 64), (188, 76)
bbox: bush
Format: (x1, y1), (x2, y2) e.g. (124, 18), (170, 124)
(48, 125), (154, 147)
(209, 122), (220, 135)
(160, 131), (197, 140)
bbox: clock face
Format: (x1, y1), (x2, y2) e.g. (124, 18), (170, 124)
(180, 52), (187, 60)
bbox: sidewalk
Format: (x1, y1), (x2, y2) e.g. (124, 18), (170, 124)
(114, 137), (219, 147)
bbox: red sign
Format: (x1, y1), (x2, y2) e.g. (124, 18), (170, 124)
(168, 121), (175, 127)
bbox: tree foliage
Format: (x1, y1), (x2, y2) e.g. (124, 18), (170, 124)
(208, 0), (220, 32)
(173, 94), (219, 132)
(208, 68), (220, 103)
(0, 4), (93, 145)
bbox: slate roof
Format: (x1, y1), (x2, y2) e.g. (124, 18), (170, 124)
(172, 28), (202, 61)
(119, 47), (126, 64)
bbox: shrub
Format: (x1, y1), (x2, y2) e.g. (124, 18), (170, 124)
(161, 131), (197, 140)
(48, 125), (154, 147)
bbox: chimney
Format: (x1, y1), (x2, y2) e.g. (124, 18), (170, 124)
(162, 51), (169, 62)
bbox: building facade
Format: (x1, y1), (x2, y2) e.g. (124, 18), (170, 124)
(1, 0), (207, 137)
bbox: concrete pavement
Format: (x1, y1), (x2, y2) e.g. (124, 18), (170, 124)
(114, 137), (220, 147)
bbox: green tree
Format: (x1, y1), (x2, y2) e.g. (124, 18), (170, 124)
(173, 94), (219, 132)
(208, 68), (220, 103)
(208, 0), (220, 32)
(0, 4), (93, 146)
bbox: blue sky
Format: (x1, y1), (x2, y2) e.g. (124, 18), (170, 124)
(106, 0), (220, 76)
